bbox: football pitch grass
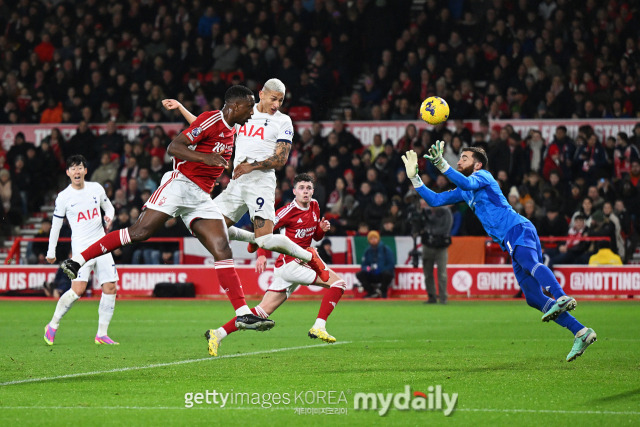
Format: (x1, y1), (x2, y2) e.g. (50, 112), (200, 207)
(1, 298), (639, 426)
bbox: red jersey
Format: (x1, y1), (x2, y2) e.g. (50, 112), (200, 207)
(258, 199), (325, 267)
(175, 110), (236, 193)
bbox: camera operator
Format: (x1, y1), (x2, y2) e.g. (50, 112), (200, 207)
(418, 199), (453, 304)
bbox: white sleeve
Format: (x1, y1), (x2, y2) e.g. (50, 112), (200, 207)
(100, 187), (115, 220)
(47, 215), (64, 259)
(277, 116), (294, 142)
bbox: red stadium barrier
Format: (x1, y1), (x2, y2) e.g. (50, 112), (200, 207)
(1, 265), (638, 297)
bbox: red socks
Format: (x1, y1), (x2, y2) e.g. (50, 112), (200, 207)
(215, 260), (248, 311)
(80, 228), (131, 262)
(317, 281), (346, 320)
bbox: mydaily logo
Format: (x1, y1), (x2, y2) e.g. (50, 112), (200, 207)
(353, 385), (458, 416)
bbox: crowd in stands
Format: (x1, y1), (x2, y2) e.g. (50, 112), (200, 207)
(0, 0), (639, 264)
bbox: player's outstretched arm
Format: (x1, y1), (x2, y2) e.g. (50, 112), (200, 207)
(46, 215), (64, 263)
(162, 99), (197, 125)
(167, 134), (228, 167)
(424, 141), (485, 191)
(233, 140), (291, 179)
(402, 150), (463, 207)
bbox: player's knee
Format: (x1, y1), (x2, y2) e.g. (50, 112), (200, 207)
(128, 224), (153, 242)
(255, 234), (273, 249)
(102, 282), (117, 294)
(210, 236), (232, 260)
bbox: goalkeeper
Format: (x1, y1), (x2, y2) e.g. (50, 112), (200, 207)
(402, 143), (597, 362)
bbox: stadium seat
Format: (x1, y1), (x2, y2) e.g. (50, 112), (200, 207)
(288, 106), (312, 121)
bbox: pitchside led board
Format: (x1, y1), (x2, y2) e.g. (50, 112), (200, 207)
(1, 118), (637, 150)
(1, 265), (639, 298)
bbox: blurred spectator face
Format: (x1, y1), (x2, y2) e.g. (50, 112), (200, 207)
(630, 161), (640, 175)
(360, 182), (371, 195)
(328, 156), (339, 169)
(139, 168), (149, 179)
(582, 198), (593, 212)
(524, 200), (535, 216)
(374, 192), (384, 206)
(373, 134), (382, 147)
(117, 210), (130, 224)
(602, 202), (613, 216)
(129, 207), (140, 221)
(574, 217), (585, 231)
(614, 200), (625, 212)
(128, 178), (138, 193)
(367, 232), (379, 246)
(587, 186), (599, 200)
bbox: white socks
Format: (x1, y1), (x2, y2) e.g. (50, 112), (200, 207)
(215, 327), (228, 340)
(313, 318), (327, 330)
(97, 293), (116, 336)
(255, 234), (312, 262)
(227, 226), (256, 243)
(50, 289), (80, 329)
(235, 305), (252, 316)
(71, 254), (86, 265)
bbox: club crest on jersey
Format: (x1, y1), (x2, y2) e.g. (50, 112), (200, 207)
(238, 124), (265, 140)
(77, 207), (100, 222)
(158, 196), (167, 206)
(313, 212), (317, 222)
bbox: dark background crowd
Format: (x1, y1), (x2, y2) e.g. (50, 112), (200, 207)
(1, 0), (640, 264)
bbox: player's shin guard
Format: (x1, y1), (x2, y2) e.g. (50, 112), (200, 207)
(227, 226), (256, 243)
(519, 276), (550, 312)
(531, 262), (566, 299)
(97, 293), (116, 336)
(255, 234), (312, 262)
(214, 260), (249, 313)
(315, 280), (346, 328)
(77, 228), (131, 265)
(554, 311), (585, 335)
(50, 289), (79, 329)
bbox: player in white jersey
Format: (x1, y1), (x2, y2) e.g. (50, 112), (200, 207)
(163, 78), (330, 283)
(44, 155), (119, 345)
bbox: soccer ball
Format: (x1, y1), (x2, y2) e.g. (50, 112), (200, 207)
(419, 96), (449, 125)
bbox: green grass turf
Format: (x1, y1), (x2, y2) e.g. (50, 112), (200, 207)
(0, 299), (639, 426)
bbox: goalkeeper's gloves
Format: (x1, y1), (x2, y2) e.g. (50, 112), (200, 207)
(424, 140), (450, 173)
(401, 150), (424, 188)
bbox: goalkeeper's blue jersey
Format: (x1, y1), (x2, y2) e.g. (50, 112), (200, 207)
(415, 168), (529, 250)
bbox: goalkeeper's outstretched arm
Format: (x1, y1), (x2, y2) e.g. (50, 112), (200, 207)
(401, 150), (463, 207)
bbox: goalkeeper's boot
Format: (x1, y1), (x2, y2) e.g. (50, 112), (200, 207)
(235, 313), (275, 331)
(566, 328), (597, 362)
(95, 335), (119, 345)
(308, 327), (336, 343)
(204, 329), (223, 357)
(61, 259), (81, 280)
(541, 296), (576, 322)
(44, 324), (57, 345)
(306, 247), (330, 282)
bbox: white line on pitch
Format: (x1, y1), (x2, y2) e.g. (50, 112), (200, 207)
(0, 342), (351, 387)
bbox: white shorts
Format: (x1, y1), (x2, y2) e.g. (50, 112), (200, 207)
(269, 260), (318, 297)
(213, 171), (276, 223)
(75, 253), (119, 285)
(144, 171), (224, 232)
